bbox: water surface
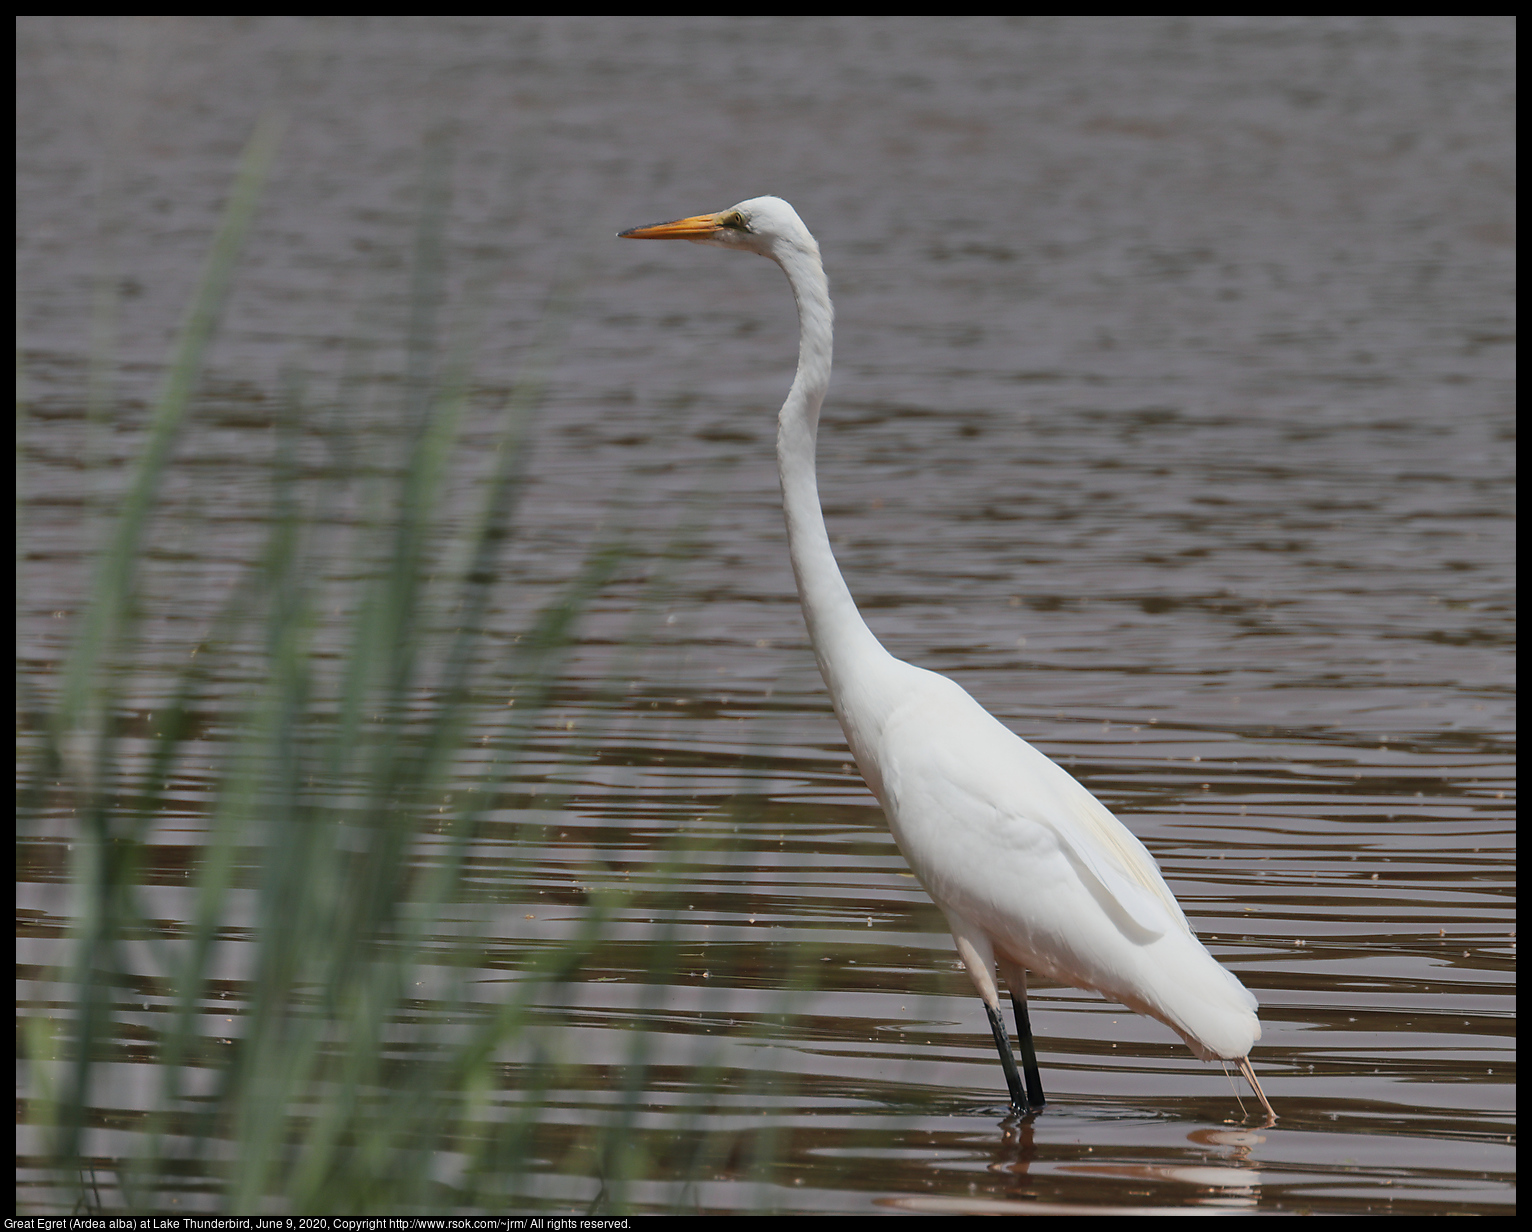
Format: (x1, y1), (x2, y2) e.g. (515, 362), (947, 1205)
(17, 16), (1514, 1214)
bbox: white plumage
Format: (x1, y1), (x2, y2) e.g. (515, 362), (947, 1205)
(621, 196), (1273, 1120)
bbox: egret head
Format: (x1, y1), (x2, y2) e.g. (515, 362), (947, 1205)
(619, 195), (817, 262)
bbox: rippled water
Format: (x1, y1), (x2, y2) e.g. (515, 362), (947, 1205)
(18, 16), (1514, 1214)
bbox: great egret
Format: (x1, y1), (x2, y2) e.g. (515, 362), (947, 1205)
(620, 196), (1274, 1122)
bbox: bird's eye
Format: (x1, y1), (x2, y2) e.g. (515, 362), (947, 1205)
(718, 211), (749, 232)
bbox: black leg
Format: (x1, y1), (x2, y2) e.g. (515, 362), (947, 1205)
(984, 1000), (1032, 1116)
(1009, 991), (1046, 1109)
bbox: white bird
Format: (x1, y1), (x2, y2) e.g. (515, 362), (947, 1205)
(620, 196), (1274, 1122)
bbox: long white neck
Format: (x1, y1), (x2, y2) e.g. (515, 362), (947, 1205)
(771, 241), (899, 728)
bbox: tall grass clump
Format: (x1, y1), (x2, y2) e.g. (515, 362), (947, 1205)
(17, 118), (635, 1213)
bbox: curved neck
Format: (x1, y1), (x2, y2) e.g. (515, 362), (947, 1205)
(771, 242), (893, 702)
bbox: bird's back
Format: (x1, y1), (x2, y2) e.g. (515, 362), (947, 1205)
(848, 658), (1260, 1062)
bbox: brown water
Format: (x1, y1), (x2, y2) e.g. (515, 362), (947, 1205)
(17, 16), (1514, 1214)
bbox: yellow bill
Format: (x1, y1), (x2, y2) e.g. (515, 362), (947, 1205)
(618, 212), (726, 240)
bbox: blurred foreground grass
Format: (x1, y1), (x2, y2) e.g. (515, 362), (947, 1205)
(16, 118), (786, 1214)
